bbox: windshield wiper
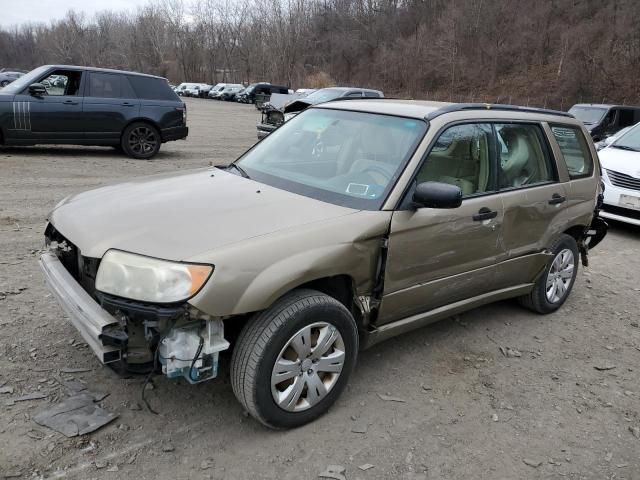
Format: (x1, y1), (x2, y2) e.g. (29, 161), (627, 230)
(611, 144), (640, 152)
(226, 163), (250, 179)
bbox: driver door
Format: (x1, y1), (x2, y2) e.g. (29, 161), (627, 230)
(378, 123), (505, 324)
(12, 69), (85, 142)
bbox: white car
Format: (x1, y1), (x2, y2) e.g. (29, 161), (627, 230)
(174, 83), (198, 96)
(184, 83), (209, 97)
(594, 124), (637, 151)
(597, 123), (640, 226)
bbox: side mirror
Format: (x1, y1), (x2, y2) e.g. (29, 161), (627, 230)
(28, 83), (47, 96)
(413, 181), (462, 209)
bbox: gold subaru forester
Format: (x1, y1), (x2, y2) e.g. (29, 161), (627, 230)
(40, 100), (607, 428)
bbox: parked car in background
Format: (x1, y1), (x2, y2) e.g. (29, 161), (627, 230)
(0, 65), (188, 159)
(569, 104), (640, 142)
(197, 84), (214, 98)
(209, 83), (244, 100)
(594, 124), (636, 150)
(257, 87), (384, 139)
(596, 122), (640, 225)
(220, 85), (245, 101)
(295, 88), (316, 96)
(237, 83), (289, 105)
(184, 83), (210, 97)
(174, 83), (197, 96)
(39, 101), (606, 429)
(0, 71), (25, 87)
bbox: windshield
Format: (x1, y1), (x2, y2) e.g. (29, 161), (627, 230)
(0, 66), (50, 94)
(612, 123), (640, 152)
(569, 106), (607, 124)
(237, 108), (427, 210)
(303, 88), (346, 105)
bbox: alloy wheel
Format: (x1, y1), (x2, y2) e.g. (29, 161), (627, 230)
(546, 248), (575, 303)
(271, 322), (345, 412)
(128, 126), (158, 156)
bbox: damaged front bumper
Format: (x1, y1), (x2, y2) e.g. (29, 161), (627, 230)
(39, 252), (122, 363)
(39, 251), (229, 383)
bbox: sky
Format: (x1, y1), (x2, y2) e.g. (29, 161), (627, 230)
(0, 0), (151, 28)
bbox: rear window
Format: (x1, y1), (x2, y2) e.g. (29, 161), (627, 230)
(550, 125), (594, 179)
(127, 76), (179, 101)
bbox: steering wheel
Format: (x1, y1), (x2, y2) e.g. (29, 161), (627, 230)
(361, 165), (393, 183)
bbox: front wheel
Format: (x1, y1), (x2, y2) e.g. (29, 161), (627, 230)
(121, 122), (161, 159)
(231, 289), (358, 429)
(519, 234), (579, 314)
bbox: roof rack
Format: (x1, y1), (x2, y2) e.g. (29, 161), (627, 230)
(425, 103), (574, 121)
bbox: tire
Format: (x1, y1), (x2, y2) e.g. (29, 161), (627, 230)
(231, 289), (358, 429)
(121, 122), (161, 159)
(0, 80), (9, 87)
(519, 234), (579, 314)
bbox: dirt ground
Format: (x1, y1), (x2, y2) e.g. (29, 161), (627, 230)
(1, 98), (639, 480)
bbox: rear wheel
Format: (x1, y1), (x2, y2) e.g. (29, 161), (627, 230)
(519, 234), (579, 314)
(121, 122), (161, 159)
(231, 289), (358, 429)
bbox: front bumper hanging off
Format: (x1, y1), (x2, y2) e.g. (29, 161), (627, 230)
(39, 252), (121, 363)
(39, 251), (229, 383)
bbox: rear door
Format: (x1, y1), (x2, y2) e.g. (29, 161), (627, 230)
(493, 122), (568, 288)
(378, 122), (505, 324)
(83, 72), (140, 142)
(12, 68), (85, 141)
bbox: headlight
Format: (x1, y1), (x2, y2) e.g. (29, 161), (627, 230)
(95, 250), (213, 303)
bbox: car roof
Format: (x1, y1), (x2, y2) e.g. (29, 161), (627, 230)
(41, 65), (166, 80)
(315, 99), (581, 123)
(571, 103), (640, 109)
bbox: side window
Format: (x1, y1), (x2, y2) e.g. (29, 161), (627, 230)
(127, 76), (178, 101)
(346, 91), (363, 98)
(604, 109), (616, 127)
(618, 109), (635, 128)
(364, 91), (380, 97)
(88, 73), (121, 98)
(416, 123), (493, 197)
(495, 124), (555, 189)
(40, 70), (83, 96)
(550, 125), (594, 179)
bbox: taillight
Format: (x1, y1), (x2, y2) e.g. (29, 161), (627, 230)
(176, 105), (187, 125)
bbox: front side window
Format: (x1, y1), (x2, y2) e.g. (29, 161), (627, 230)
(40, 70), (83, 96)
(416, 123), (493, 197)
(496, 124), (555, 188)
(550, 125), (594, 178)
(237, 108), (427, 210)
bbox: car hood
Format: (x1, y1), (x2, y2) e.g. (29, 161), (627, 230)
(49, 168), (357, 260)
(599, 147), (640, 177)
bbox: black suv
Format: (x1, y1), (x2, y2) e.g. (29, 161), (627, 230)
(0, 65), (188, 159)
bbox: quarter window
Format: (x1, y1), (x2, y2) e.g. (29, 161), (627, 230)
(495, 124), (555, 189)
(417, 123), (494, 197)
(550, 125), (594, 178)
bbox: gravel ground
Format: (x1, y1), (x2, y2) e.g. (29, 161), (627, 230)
(0, 98), (639, 480)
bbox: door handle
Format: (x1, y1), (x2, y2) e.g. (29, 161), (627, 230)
(548, 193), (567, 205)
(63, 100), (78, 105)
(121, 102), (134, 107)
(472, 207), (498, 221)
